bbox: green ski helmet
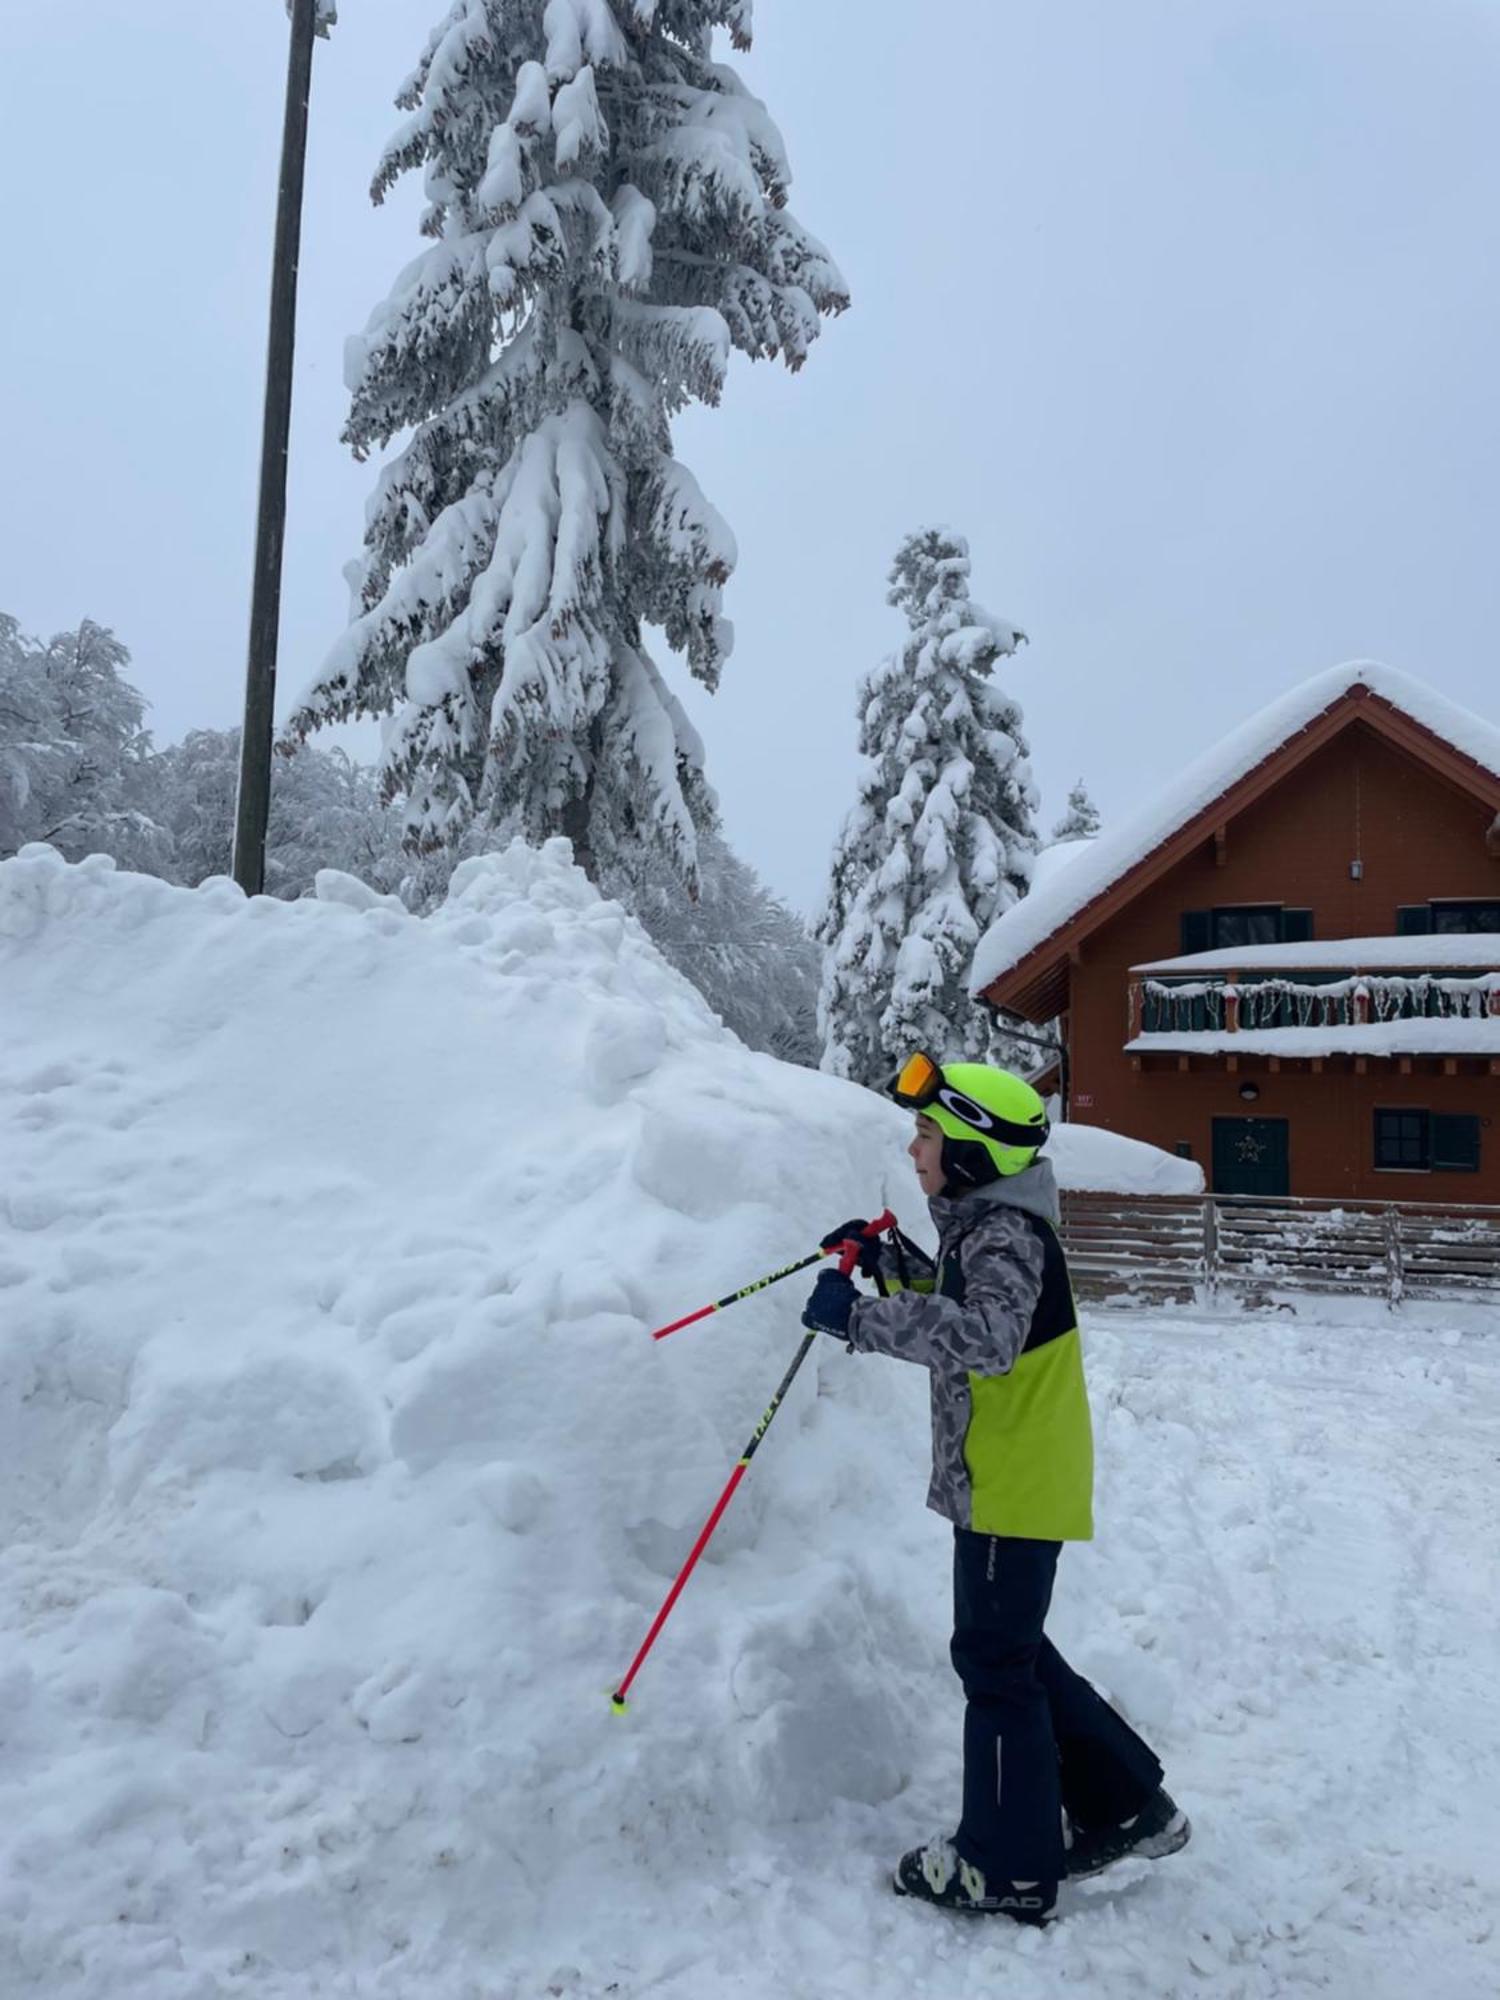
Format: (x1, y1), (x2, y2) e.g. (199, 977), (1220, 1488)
(890, 1052), (1051, 1191)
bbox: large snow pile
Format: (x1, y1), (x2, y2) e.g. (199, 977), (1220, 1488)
(4, 843), (1496, 1999)
(0, 840), (937, 1988)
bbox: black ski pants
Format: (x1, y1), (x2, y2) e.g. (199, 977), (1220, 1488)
(951, 1530), (1164, 1887)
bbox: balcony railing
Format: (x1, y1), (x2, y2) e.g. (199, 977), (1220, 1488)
(1129, 968), (1500, 1040)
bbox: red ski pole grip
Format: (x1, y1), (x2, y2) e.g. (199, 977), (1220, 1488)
(832, 1210), (899, 1274)
(835, 1212), (899, 1276)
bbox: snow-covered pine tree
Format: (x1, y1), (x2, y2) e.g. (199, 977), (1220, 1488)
(817, 529), (1038, 1085)
(1051, 778), (1100, 842)
(282, 0), (845, 890)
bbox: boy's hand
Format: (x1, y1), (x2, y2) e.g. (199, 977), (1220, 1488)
(802, 1269), (859, 1338)
(819, 1218), (884, 1278)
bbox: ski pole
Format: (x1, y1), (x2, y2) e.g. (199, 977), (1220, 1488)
(650, 1251), (823, 1342)
(649, 1210), (897, 1342)
(611, 1218), (893, 1711)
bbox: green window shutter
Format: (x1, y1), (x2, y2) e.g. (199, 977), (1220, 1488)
(1281, 909), (1314, 943)
(1432, 1114), (1481, 1173)
(1180, 910), (1212, 955)
(1395, 905), (1433, 936)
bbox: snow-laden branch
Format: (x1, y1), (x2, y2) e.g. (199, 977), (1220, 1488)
(285, 0), (842, 884)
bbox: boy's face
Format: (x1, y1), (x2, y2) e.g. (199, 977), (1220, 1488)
(909, 1113), (946, 1197)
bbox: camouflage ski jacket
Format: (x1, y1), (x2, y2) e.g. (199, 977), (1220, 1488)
(846, 1161), (1094, 1540)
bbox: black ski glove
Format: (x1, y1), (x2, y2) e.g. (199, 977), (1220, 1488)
(802, 1269), (859, 1338)
(818, 1218), (884, 1279)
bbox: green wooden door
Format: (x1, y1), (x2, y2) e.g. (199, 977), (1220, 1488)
(1211, 1117), (1290, 1197)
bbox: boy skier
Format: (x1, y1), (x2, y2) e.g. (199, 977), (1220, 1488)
(802, 1054), (1189, 1925)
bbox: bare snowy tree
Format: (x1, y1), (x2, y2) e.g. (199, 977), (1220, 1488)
(0, 615), (169, 868)
(149, 728), (408, 899)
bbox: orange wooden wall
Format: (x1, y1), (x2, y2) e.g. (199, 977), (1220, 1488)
(1064, 722), (1500, 1200)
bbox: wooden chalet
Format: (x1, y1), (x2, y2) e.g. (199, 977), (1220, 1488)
(971, 665), (1500, 1202)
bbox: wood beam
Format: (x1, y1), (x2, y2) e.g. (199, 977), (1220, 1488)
(1355, 1057), (1368, 1075)
(1399, 1056), (1412, 1076)
(1214, 825), (1228, 868)
(1443, 1057), (1458, 1076)
(1311, 1058), (1325, 1075)
(1226, 1055), (1238, 1074)
(1268, 1057), (1281, 1074)
(1177, 1055), (1191, 1073)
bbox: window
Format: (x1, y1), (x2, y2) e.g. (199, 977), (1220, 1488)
(1432, 901), (1500, 936)
(1374, 1110), (1428, 1170)
(1374, 1109), (1482, 1173)
(1397, 901), (1500, 936)
(1179, 907), (1314, 955)
(1212, 907), (1280, 950)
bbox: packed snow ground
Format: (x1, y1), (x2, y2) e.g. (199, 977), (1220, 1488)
(3, 844), (1498, 2000)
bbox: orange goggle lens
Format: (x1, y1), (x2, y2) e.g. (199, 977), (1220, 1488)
(891, 1051), (942, 1107)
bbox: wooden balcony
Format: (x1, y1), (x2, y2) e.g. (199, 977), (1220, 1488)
(1123, 941), (1500, 1067)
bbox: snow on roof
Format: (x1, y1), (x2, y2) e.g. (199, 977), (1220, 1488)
(1127, 1019), (1500, 1059)
(1135, 934), (1500, 975)
(1028, 835), (1097, 894)
(971, 661), (1500, 998)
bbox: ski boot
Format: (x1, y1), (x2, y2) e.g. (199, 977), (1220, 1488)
(893, 1836), (1055, 1925)
(1065, 1787), (1191, 1879)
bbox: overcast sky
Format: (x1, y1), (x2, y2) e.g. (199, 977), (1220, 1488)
(3, 1), (1497, 913)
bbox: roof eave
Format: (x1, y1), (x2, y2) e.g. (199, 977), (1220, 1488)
(977, 683), (1500, 1014)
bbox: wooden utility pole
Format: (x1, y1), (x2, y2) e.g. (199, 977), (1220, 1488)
(232, 0), (329, 895)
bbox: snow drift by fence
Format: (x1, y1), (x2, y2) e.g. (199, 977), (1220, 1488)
(1059, 1191), (1500, 1308)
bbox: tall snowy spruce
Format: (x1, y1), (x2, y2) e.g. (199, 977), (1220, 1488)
(817, 529), (1039, 1085)
(282, 0), (845, 887)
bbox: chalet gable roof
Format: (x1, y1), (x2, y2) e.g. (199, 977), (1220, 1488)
(970, 662), (1500, 1019)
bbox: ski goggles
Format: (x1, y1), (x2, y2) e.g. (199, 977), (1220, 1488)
(889, 1051), (1051, 1149)
(889, 1051), (949, 1109)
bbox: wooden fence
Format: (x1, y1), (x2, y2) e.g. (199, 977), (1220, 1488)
(1058, 1191), (1500, 1308)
